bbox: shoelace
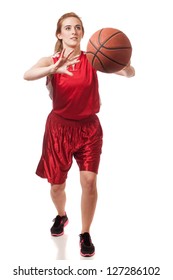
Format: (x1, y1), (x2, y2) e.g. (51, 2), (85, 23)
(82, 233), (92, 246)
(53, 215), (62, 227)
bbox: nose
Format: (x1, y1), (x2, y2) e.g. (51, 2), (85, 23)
(71, 27), (77, 34)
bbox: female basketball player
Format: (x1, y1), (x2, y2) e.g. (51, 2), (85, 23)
(23, 12), (135, 257)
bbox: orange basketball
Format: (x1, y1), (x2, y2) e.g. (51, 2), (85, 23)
(86, 27), (132, 73)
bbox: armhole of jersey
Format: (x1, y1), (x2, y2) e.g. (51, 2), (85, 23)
(52, 52), (60, 63)
(46, 75), (52, 85)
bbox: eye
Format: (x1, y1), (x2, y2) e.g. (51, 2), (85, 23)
(65, 26), (71, 31)
(76, 25), (81, 30)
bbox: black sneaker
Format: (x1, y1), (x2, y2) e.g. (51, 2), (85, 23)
(50, 213), (68, 236)
(79, 232), (95, 257)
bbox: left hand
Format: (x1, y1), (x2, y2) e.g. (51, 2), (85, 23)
(115, 61), (135, 77)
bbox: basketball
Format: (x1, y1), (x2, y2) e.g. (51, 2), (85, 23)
(86, 28), (132, 73)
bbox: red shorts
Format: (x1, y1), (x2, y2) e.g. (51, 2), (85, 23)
(36, 112), (103, 184)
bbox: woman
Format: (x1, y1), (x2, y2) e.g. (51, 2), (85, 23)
(24, 12), (135, 257)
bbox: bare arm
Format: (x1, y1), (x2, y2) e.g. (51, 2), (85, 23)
(23, 56), (54, 81)
(23, 50), (80, 81)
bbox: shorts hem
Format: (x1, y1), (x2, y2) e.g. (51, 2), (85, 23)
(36, 173), (66, 185)
(79, 168), (98, 174)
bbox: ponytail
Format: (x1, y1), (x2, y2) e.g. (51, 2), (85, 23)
(54, 39), (63, 53)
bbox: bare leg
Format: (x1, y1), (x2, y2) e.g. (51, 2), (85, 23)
(80, 171), (98, 233)
(50, 182), (66, 216)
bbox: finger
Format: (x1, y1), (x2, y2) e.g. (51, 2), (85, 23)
(68, 54), (80, 61)
(73, 54), (80, 59)
(66, 50), (74, 59)
(60, 49), (66, 58)
(64, 69), (74, 76)
(67, 59), (80, 66)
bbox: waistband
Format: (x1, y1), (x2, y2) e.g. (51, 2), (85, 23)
(49, 111), (99, 127)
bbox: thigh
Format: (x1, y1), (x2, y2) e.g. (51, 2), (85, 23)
(75, 116), (103, 174)
(36, 113), (73, 184)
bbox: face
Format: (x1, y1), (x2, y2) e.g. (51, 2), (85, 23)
(57, 17), (84, 49)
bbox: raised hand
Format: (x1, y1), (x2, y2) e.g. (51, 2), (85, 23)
(51, 49), (80, 76)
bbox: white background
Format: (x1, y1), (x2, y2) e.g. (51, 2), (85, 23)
(0, 0), (173, 279)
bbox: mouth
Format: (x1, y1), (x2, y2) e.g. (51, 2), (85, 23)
(71, 37), (78, 40)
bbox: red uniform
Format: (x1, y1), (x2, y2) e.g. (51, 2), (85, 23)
(36, 51), (103, 184)
(52, 51), (100, 120)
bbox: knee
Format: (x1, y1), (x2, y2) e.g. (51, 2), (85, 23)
(51, 183), (66, 196)
(81, 173), (97, 194)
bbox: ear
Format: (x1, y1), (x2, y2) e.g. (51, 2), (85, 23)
(57, 33), (62, 40)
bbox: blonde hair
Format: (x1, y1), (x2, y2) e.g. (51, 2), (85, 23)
(54, 12), (84, 52)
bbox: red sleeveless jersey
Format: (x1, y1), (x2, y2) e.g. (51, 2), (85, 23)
(50, 51), (100, 120)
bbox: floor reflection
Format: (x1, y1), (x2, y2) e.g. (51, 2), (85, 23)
(51, 234), (68, 260)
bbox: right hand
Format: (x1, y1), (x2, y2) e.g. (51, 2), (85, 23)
(50, 49), (80, 76)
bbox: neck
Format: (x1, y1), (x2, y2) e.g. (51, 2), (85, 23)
(64, 46), (81, 58)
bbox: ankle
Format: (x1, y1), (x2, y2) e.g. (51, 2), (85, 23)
(58, 211), (66, 217)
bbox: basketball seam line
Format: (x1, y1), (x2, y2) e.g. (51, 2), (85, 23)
(102, 46), (131, 50)
(87, 48), (127, 67)
(99, 29), (122, 47)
